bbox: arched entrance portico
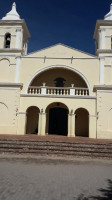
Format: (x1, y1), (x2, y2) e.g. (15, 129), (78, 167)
(46, 102), (68, 136)
(26, 106), (39, 134)
(75, 108), (89, 137)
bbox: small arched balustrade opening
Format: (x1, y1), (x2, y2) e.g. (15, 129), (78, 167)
(26, 106), (39, 134)
(4, 33), (11, 48)
(46, 102), (69, 136)
(75, 108), (89, 137)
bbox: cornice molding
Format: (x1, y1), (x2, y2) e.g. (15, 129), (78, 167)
(94, 20), (112, 38)
(0, 82), (23, 89)
(96, 49), (112, 55)
(0, 48), (23, 53)
(94, 85), (112, 91)
(20, 94), (96, 99)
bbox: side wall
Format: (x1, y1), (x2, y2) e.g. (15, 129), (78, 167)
(0, 87), (20, 134)
(0, 58), (16, 83)
(97, 90), (112, 139)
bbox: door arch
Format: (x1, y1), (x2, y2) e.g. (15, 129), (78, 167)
(75, 108), (89, 137)
(46, 102), (68, 136)
(26, 106), (39, 134)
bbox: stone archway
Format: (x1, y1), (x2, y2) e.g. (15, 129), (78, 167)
(46, 102), (68, 136)
(26, 106), (39, 134)
(75, 108), (89, 137)
(26, 65), (91, 95)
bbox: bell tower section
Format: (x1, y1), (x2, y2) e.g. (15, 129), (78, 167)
(0, 3), (30, 134)
(94, 4), (112, 57)
(0, 2), (30, 83)
(94, 3), (112, 85)
(94, 4), (112, 139)
(0, 2), (30, 56)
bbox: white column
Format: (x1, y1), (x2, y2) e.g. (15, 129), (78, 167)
(0, 36), (5, 48)
(89, 115), (97, 139)
(101, 29), (105, 49)
(15, 29), (22, 49)
(38, 111), (46, 136)
(98, 29), (105, 49)
(21, 29), (23, 49)
(99, 57), (105, 84)
(98, 29), (102, 49)
(17, 112), (27, 135)
(25, 42), (28, 55)
(68, 113), (75, 137)
(15, 56), (21, 83)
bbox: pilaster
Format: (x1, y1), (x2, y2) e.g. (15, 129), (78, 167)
(15, 28), (22, 48)
(89, 115), (97, 138)
(68, 113), (75, 137)
(99, 57), (105, 84)
(17, 112), (27, 135)
(38, 111), (46, 136)
(15, 56), (21, 83)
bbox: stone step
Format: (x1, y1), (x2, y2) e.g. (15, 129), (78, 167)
(0, 139), (112, 148)
(0, 144), (112, 156)
(0, 148), (112, 158)
(0, 138), (112, 158)
(0, 143), (112, 153)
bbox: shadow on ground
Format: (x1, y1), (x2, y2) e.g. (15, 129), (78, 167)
(75, 179), (112, 200)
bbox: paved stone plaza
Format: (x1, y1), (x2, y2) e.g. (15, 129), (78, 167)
(0, 155), (112, 200)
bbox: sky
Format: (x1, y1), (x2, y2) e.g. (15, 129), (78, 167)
(0, 0), (112, 55)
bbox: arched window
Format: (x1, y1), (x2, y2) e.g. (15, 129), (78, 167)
(4, 33), (11, 48)
(54, 77), (66, 87)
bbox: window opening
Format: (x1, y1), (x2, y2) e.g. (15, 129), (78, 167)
(4, 33), (11, 48)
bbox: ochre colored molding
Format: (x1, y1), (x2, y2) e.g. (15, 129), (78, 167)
(0, 82), (23, 89)
(94, 85), (112, 91)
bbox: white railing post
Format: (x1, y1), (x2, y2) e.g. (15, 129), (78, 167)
(70, 84), (75, 96)
(41, 83), (46, 95)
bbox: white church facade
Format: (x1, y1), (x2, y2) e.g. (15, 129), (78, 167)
(0, 3), (112, 139)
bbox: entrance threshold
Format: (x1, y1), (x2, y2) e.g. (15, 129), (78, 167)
(0, 134), (111, 144)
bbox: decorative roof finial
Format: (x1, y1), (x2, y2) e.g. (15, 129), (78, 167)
(12, 2), (16, 9)
(2, 2), (21, 20)
(104, 3), (112, 20)
(110, 3), (112, 11)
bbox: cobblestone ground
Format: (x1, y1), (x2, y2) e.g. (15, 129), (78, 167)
(0, 155), (112, 200)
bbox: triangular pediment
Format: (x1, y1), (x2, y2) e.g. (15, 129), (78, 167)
(26, 43), (96, 58)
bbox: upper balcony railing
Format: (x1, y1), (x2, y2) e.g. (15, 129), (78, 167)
(28, 85), (89, 97)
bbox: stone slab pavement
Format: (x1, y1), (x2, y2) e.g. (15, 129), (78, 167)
(0, 154), (112, 200)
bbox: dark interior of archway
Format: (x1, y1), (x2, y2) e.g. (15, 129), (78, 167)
(31, 68), (87, 88)
(75, 108), (89, 137)
(26, 107), (39, 134)
(48, 107), (68, 136)
(54, 77), (66, 87)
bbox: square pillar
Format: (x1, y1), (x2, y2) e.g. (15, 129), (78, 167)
(70, 84), (75, 96)
(68, 113), (75, 137)
(41, 83), (46, 95)
(17, 112), (27, 135)
(89, 115), (97, 138)
(0, 36), (5, 48)
(70, 88), (75, 96)
(38, 111), (46, 136)
(99, 57), (105, 84)
(41, 87), (46, 95)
